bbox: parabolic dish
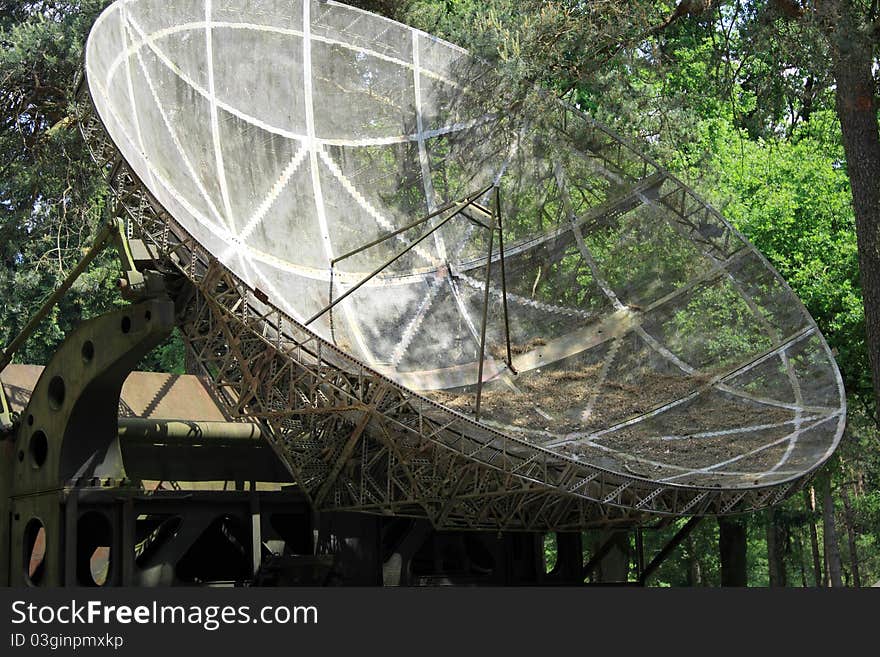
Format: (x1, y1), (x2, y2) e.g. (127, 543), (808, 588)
(82, 0), (845, 523)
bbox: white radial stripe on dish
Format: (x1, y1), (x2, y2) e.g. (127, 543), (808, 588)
(303, 0), (374, 361)
(91, 76), (238, 250)
(205, 0), (236, 234)
(318, 150), (438, 266)
(118, 6), (153, 191)
(219, 145), (310, 265)
(120, 16), (232, 236)
(413, 30), (446, 260)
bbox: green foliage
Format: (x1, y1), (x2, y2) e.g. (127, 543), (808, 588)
(668, 281), (774, 370)
(639, 519), (722, 586)
(681, 112), (868, 401)
(0, 1), (121, 366)
(542, 533), (557, 573)
(139, 330), (187, 375)
(0, 0), (183, 372)
(482, 0), (879, 586)
(2, 0), (878, 586)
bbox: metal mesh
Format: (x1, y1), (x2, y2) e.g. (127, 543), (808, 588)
(85, 0), (845, 505)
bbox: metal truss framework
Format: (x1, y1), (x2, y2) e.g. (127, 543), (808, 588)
(74, 84), (818, 532)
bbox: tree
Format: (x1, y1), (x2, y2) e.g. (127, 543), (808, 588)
(821, 0), (880, 417)
(1, 1), (111, 364)
(719, 517), (749, 586)
(820, 471), (845, 586)
(766, 509), (787, 586)
(0, 0), (184, 372)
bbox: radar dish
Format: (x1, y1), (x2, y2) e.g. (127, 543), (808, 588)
(80, 0), (845, 528)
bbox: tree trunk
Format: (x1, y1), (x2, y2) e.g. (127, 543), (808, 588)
(687, 534), (702, 586)
(766, 509), (787, 587)
(718, 517), (748, 587)
(820, 476), (844, 587)
(823, 544), (830, 587)
(796, 529), (808, 587)
(839, 484), (861, 588)
(595, 530), (631, 583)
(804, 488), (823, 586)
(831, 1), (880, 417)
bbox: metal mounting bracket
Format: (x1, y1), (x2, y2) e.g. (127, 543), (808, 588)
(1, 297), (175, 586)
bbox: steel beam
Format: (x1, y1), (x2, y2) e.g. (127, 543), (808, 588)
(638, 516), (702, 585)
(117, 418), (262, 443)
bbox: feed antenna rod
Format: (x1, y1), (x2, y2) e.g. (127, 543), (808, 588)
(475, 184), (518, 419)
(307, 182), (517, 422)
(330, 185), (494, 266)
(475, 209), (495, 421)
(494, 185), (516, 375)
(305, 185), (494, 327)
(638, 516), (703, 585)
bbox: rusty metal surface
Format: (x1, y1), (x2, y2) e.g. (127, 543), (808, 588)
(2, 364), (288, 488)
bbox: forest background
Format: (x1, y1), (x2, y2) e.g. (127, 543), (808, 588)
(1, 0), (878, 585)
